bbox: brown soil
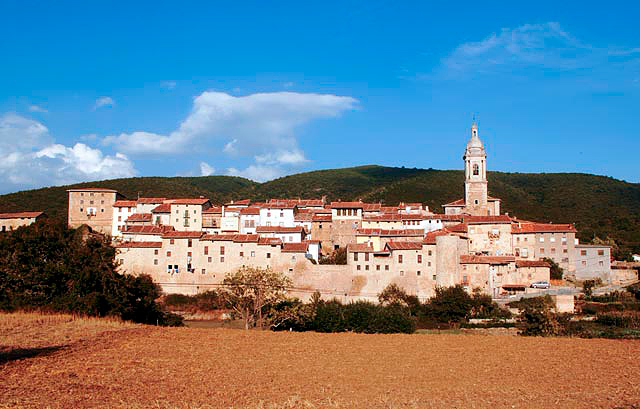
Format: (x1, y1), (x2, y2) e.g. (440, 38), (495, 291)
(1, 313), (639, 408)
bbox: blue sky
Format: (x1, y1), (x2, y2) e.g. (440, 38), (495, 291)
(1, 0), (639, 193)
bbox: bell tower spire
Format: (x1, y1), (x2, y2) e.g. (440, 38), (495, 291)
(463, 121), (488, 215)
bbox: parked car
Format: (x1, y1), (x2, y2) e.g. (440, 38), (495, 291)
(530, 281), (550, 289)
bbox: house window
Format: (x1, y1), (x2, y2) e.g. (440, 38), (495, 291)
(365, 253), (369, 262)
(187, 252), (192, 257)
(417, 271), (421, 276)
(428, 250), (432, 256)
(365, 265), (369, 271)
(202, 268), (206, 274)
(267, 253), (271, 259)
(376, 265), (380, 271)
(473, 163), (479, 175)
(581, 250), (587, 256)
(561, 238), (567, 245)
(118, 216), (121, 222)
(240, 252), (244, 257)
(539, 237), (544, 243)
(385, 265), (389, 271)
(208, 257), (212, 263)
(428, 262), (431, 266)
(551, 248), (556, 254)
(354, 253), (359, 262)
(204, 246), (208, 255)
(433, 275), (437, 280)
(357, 265), (361, 271)
(417, 255), (422, 263)
(170, 239), (175, 245)
(521, 248), (528, 258)
(166, 251), (171, 257)
(598, 250), (604, 256)
(220, 246), (225, 255)
(220, 257), (224, 262)
(153, 259), (158, 265)
(251, 251), (255, 257)
(400, 271), (404, 276)
(550, 236), (556, 242)
(599, 261), (604, 266)
(539, 248), (544, 254)
(582, 261), (586, 266)
(563, 249), (567, 254)
(154, 249), (159, 255)
(398, 255), (403, 263)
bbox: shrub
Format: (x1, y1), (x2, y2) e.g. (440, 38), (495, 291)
(516, 296), (561, 337)
(596, 311), (640, 329)
(310, 299), (416, 334)
(470, 288), (512, 320)
(425, 285), (473, 324)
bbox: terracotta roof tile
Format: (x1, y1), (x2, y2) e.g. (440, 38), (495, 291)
(346, 243), (375, 253)
(239, 207), (261, 215)
(116, 241), (162, 248)
(516, 260), (551, 268)
(126, 213), (152, 222)
(460, 255), (515, 264)
(385, 241), (423, 251)
(113, 201), (138, 207)
(162, 231), (204, 239)
(151, 204), (171, 214)
(136, 198), (167, 204)
(67, 188), (118, 192)
(203, 206), (223, 214)
(282, 243), (308, 253)
(463, 215), (513, 224)
(168, 199), (210, 205)
(356, 228), (424, 237)
(312, 215), (332, 222)
(0, 211), (44, 219)
(512, 223), (577, 233)
(443, 198), (465, 207)
(122, 225), (174, 235)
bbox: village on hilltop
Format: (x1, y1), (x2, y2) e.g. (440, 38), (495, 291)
(2, 124), (637, 302)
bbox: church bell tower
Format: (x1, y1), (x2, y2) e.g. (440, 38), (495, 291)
(463, 122), (488, 215)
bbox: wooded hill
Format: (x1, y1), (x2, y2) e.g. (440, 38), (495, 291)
(1, 165), (638, 254)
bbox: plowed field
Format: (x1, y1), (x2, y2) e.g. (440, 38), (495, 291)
(1, 314), (639, 408)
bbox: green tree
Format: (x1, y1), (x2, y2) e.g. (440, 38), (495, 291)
(219, 266), (292, 330)
(542, 257), (564, 280)
(426, 285), (473, 324)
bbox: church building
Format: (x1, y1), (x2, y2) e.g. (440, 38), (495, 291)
(443, 123), (501, 216)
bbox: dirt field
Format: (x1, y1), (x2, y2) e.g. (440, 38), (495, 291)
(1, 313), (639, 408)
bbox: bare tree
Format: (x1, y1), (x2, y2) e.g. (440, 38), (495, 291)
(219, 266), (292, 330)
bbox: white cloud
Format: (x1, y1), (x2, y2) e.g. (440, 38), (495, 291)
(104, 90), (357, 178)
(199, 162), (215, 176)
(226, 165), (285, 182)
(94, 96), (115, 110)
(0, 114), (136, 193)
(161, 81), (177, 90)
(437, 22), (640, 79)
(28, 105), (48, 113)
(223, 138), (238, 155)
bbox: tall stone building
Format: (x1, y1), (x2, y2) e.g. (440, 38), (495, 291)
(444, 123), (501, 216)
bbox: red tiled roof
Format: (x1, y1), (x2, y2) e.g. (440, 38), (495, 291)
(429, 214), (463, 221)
(151, 204), (171, 214)
(203, 206), (223, 214)
(168, 199), (210, 205)
(347, 243), (375, 253)
(294, 213), (314, 221)
(385, 241), (423, 251)
(356, 228), (424, 237)
(67, 188), (118, 192)
(380, 206), (399, 213)
(331, 201), (364, 209)
(256, 226), (305, 234)
(422, 229), (454, 244)
(282, 243), (308, 253)
(116, 241), (162, 248)
(516, 260), (551, 268)
(363, 214), (403, 222)
(113, 201), (138, 208)
(362, 203), (382, 212)
(460, 255), (515, 265)
(512, 223), (577, 234)
(136, 198), (166, 204)
(239, 207), (261, 215)
(312, 215), (332, 222)
(463, 215), (513, 224)
(443, 198), (465, 207)
(448, 223), (468, 233)
(0, 211), (44, 219)
(258, 237), (282, 245)
(162, 231), (204, 239)
(126, 213), (152, 222)
(123, 225), (174, 235)
(400, 214), (427, 220)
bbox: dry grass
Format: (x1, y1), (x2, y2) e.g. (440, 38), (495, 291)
(1, 312), (640, 408)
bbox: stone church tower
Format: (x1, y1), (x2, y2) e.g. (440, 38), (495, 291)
(463, 122), (488, 215)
